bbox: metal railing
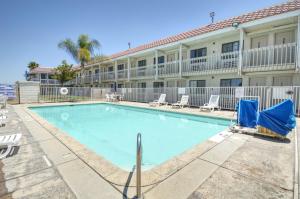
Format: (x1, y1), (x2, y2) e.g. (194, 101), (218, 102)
(30, 78), (60, 85)
(101, 71), (115, 81)
(182, 51), (239, 76)
(66, 43), (297, 84)
(130, 65), (156, 79)
(157, 61), (180, 77)
(243, 43), (297, 72)
(116, 86), (300, 116)
(39, 86), (300, 116)
(117, 69), (128, 80)
(136, 133), (142, 199)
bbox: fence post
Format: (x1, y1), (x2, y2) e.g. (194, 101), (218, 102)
(91, 87), (93, 101)
(238, 29), (244, 75)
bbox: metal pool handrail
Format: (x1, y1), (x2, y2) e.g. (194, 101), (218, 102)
(136, 133), (142, 199)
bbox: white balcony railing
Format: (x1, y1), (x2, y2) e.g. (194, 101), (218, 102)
(117, 69), (128, 80)
(182, 51), (239, 76)
(243, 43), (297, 72)
(31, 78), (60, 85)
(157, 61), (180, 77)
(101, 71), (115, 81)
(130, 65), (156, 79)
(67, 43), (297, 84)
(93, 74), (100, 82)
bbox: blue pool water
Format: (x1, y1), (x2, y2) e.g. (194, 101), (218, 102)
(30, 104), (229, 170)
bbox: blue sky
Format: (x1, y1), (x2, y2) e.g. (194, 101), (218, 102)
(0, 0), (285, 83)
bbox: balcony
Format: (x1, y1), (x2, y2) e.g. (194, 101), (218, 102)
(157, 61), (180, 78)
(69, 43), (297, 85)
(130, 65), (156, 80)
(30, 78), (60, 85)
(182, 51), (239, 76)
(242, 43), (296, 72)
(101, 71), (115, 81)
(117, 69), (128, 80)
(92, 74), (100, 83)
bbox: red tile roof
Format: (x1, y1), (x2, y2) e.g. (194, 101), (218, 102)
(110, 1), (300, 59)
(29, 66), (82, 74)
(28, 67), (55, 74)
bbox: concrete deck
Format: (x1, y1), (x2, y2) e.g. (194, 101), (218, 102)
(0, 101), (298, 199)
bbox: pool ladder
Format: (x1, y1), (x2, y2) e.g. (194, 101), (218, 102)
(136, 133), (142, 199)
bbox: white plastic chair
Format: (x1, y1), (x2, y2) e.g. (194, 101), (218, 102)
(149, 94), (167, 106)
(200, 95), (220, 112)
(0, 133), (22, 159)
(171, 95), (189, 108)
(0, 95), (7, 108)
(105, 94), (113, 102)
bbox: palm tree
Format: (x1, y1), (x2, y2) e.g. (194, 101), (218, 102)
(27, 61), (39, 70)
(52, 60), (76, 85)
(58, 34), (100, 68)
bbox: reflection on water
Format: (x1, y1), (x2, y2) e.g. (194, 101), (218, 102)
(180, 118), (189, 123)
(60, 113), (70, 121)
(158, 114), (166, 121)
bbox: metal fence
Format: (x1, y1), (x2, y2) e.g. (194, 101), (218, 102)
(39, 86), (110, 102)
(116, 86), (300, 115)
(39, 86), (300, 116)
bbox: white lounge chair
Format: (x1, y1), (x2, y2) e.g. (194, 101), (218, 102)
(171, 95), (189, 108)
(200, 95), (220, 112)
(149, 94), (167, 106)
(0, 109), (8, 114)
(0, 133), (22, 159)
(0, 115), (7, 127)
(105, 94), (112, 102)
(0, 95), (7, 109)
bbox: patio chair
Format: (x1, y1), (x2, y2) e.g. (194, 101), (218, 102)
(171, 95), (189, 108)
(149, 94), (167, 106)
(0, 133), (22, 159)
(0, 95), (7, 109)
(105, 94), (113, 102)
(200, 95), (220, 112)
(0, 115), (7, 127)
(0, 109), (8, 115)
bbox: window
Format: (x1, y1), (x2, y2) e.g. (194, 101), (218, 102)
(190, 48), (207, 58)
(153, 82), (164, 88)
(189, 80), (206, 87)
(40, 74), (47, 79)
(108, 66), (114, 72)
(222, 41), (239, 53)
(88, 71), (92, 76)
(137, 82), (146, 88)
(138, 60), (146, 67)
(153, 56), (165, 64)
(117, 84), (124, 88)
(220, 78), (242, 87)
(117, 64), (124, 71)
(95, 69), (99, 74)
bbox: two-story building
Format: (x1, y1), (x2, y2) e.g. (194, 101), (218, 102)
(70, 1), (300, 90)
(27, 67), (59, 85)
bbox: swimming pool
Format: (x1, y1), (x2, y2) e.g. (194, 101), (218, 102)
(30, 103), (230, 170)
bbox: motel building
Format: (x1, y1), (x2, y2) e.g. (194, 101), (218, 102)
(31, 1), (300, 90)
(27, 67), (60, 85)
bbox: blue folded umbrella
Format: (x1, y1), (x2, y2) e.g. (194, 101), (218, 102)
(257, 99), (296, 136)
(237, 99), (258, 128)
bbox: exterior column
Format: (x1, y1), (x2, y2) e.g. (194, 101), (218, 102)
(114, 61), (118, 81)
(179, 44), (183, 78)
(268, 32), (275, 66)
(238, 28), (244, 75)
(297, 16), (300, 71)
(127, 57), (131, 81)
(155, 50), (158, 80)
(98, 64), (101, 84)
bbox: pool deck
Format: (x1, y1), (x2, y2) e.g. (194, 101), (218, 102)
(0, 101), (298, 199)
